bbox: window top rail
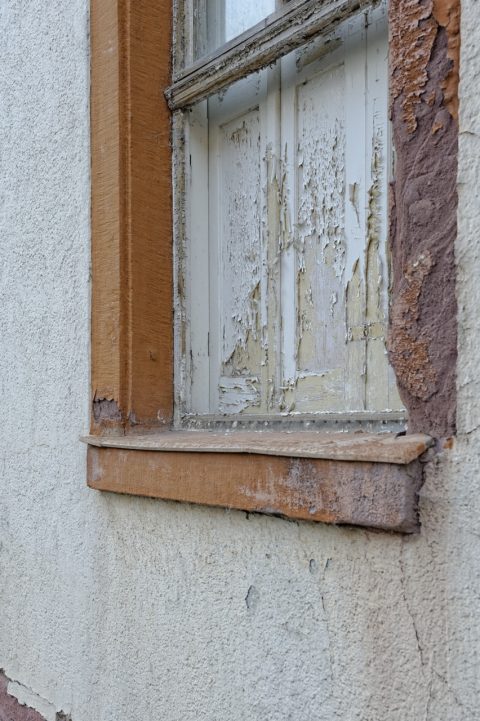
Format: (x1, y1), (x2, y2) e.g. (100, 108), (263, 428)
(165, 0), (376, 111)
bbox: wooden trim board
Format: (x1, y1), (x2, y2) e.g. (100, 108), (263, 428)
(87, 446), (423, 533)
(91, 0), (173, 433)
(82, 431), (432, 465)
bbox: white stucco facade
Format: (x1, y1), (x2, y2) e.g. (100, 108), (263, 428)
(0, 1), (479, 720)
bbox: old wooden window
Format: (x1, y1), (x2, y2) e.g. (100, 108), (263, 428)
(170, 0), (404, 429)
(86, 0), (445, 533)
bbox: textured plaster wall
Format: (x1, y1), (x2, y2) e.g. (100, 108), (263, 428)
(0, 1), (479, 720)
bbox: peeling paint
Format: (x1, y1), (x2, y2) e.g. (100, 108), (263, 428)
(389, 0), (438, 134)
(432, 0), (460, 121)
(295, 65), (346, 402)
(218, 376), (260, 414)
(348, 181), (360, 225)
(365, 129), (389, 410)
(181, 4), (403, 423)
(220, 111), (263, 371)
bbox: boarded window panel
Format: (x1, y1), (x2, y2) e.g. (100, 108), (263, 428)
(363, 12), (403, 413)
(296, 65), (347, 410)
(343, 22), (369, 411)
(182, 102), (210, 415)
(218, 109), (263, 413)
(280, 6), (403, 415)
(280, 31), (353, 414)
(208, 73), (273, 414)
(181, 1), (403, 421)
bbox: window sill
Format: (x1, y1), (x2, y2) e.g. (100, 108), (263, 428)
(82, 431), (432, 534)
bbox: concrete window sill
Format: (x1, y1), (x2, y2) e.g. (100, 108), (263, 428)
(82, 431), (432, 534)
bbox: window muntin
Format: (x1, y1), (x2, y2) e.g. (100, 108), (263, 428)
(175, 1), (404, 427)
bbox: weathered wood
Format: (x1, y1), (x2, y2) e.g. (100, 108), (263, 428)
(88, 0), (439, 535)
(82, 431), (432, 464)
(166, 0), (374, 110)
(91, 0), (173, 433)
(87, 446), (423, 533)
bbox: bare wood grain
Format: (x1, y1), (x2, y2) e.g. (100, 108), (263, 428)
(82, 431), (432, 464)
(87, 446), (423, 532)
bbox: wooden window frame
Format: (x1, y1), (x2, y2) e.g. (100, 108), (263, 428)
(166, 0), (370, 110)
(85, 0), (459, 534)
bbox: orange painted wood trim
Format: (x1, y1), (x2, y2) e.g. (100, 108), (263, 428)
(87, 446), (423, 532)
(90, 0), (173, 433)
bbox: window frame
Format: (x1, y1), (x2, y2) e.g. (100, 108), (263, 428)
(166, 0), (369, 110)
(86, 0), (458, 533)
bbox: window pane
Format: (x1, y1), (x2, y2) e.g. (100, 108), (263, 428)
(194, 0), (276, 60)
(224, 0), (276, 41)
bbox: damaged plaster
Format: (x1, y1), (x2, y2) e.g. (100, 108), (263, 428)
(388, 0), (459, 437)
(3, 1), (480, 721)
(0, 672), (70, 721)
(0, 672), (45, 721)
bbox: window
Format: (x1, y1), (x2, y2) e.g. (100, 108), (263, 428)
(171, 0), (403, 428)
(85, 0), (457, 533)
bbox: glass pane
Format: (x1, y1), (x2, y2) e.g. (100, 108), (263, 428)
(194, 0), (276, 61)
(225, 0), (276, 41)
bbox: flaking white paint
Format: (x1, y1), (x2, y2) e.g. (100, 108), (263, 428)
(184, 4), (401, 420)
(0, 2), (479, 721)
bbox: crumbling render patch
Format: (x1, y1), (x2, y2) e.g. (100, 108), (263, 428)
(0, 672), (46, 721)
(389, 0), (438, 134)
(0, 671), (70, 721)
(389, 0), (459, 437)
(388, 252), (438, 401)
(389, 0), (460, 132)
(92, 396), (123, 424)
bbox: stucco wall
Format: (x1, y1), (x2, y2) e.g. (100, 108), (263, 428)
(0, 1), (479, 720)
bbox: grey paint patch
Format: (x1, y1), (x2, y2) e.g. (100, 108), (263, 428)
(245, 585), (260, 611)
(92, 397), (122, 424)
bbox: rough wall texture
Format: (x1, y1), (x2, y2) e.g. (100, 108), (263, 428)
(388, 0), (459, 438)
(0, 1), (479, 721)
